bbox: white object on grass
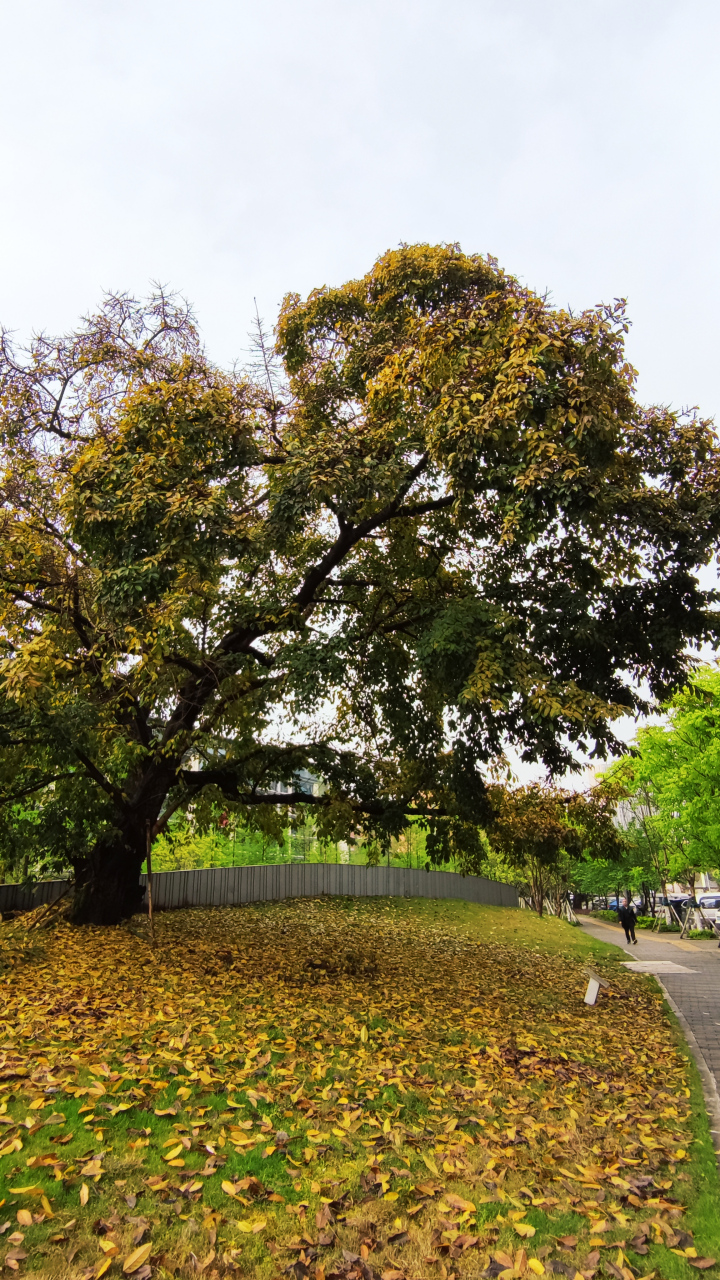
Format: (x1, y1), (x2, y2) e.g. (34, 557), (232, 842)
(584, 977), (601, 1005)
(582, 966), (610, 1006)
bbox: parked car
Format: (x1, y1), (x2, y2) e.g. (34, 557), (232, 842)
(667, 897), (698, 919)
(697, 894), (720, 923)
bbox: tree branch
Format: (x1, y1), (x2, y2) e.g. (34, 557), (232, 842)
(74, 750), (126, 806)
(177, 769), (444, 818)
(0, 773), (77, 805)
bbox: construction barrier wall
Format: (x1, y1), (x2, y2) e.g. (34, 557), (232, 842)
(0, 863), (518, 916)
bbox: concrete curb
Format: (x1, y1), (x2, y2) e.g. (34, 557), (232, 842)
(655, 977), (720, 1164)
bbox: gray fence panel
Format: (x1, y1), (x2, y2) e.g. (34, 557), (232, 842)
(0, 878), (69, 914)
(1, 865), (517, 915)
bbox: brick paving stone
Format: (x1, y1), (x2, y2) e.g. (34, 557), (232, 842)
(580, 917), (720, 1086)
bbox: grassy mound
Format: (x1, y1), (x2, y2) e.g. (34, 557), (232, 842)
(0, 898), (718, 1279)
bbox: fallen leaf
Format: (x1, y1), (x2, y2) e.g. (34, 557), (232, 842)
(445, 1194), (475, 1212)
(123, 1241), (153, 1273)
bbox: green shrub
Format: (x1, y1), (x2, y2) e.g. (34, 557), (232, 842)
(688, 928), (717, 940)
(590, 910), (618, 923)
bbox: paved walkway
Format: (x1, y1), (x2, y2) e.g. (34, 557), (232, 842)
(578, 916), (720, 1148)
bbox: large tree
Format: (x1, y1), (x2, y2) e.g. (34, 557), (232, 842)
(1, 244), (719, 923)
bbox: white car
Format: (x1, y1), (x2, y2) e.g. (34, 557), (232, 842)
(697, 895), (720, 924)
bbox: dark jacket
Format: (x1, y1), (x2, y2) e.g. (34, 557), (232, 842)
(618, 904), (637, 928)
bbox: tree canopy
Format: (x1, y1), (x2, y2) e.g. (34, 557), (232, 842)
(1, 244), (719, 923)
(486, 780), (625, 915)
(612, 666), (720, 898)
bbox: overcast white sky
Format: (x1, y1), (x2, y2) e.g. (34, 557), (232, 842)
(1, 0), (719, 425)
(1, 0), (718, 779)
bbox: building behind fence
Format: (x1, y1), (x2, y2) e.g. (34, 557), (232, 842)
(0, 863), (517, 915)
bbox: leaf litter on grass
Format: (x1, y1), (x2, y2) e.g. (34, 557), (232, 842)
(0, 897), (716, 1280)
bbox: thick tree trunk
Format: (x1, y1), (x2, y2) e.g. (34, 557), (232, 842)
(529, 864), (544, 916)
(69, 824), (147, 925)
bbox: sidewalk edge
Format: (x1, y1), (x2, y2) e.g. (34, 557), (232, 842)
(655, 977), (720, 1163)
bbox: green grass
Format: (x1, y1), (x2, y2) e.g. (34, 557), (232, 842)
(390, 896), (626, 963)
(1, 897), (718, 1278)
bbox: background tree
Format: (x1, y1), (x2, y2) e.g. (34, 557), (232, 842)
(487, 784), (569, 915)
(612, 667), (720, 904)
(571, 843), (660, 914)
(1, 244), (719, 924)
(486, 781), (624, 915)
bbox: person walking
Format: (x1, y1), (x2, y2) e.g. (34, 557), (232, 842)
(618, 898), (638, 945)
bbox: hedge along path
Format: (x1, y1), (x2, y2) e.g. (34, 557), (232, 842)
(0, 897), (716, 1280)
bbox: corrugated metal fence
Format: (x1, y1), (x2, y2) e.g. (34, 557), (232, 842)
(0, 863), (517, 915)
(0, 878), (70, 914)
